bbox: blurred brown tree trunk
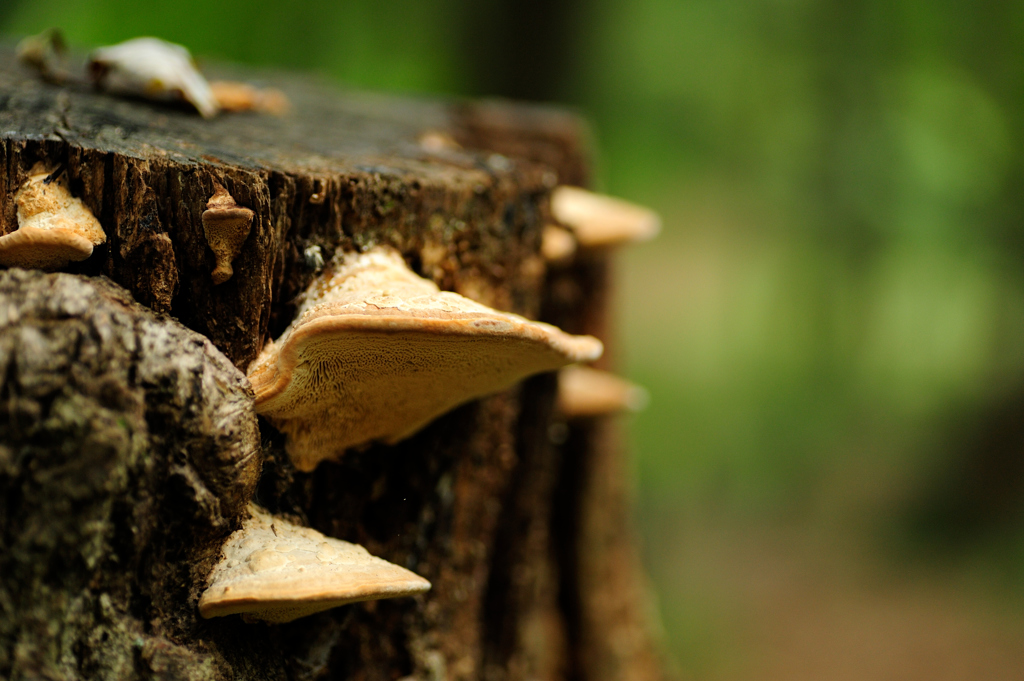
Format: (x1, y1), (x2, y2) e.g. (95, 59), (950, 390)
(458, 0), (585, 102)
(0, 50), (666, 681)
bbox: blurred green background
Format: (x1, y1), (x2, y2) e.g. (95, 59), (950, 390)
(5, 1), (1024, 677)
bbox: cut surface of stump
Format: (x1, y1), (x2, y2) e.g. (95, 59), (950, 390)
(0, 45), (589, 369)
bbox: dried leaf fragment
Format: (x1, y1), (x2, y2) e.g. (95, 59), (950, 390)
(210, 80), (291, 116)
(248, 247), (603, 471)
(199, 506), (430, 623)
(16, 28), (68, 83)
(88, 37), (220, 118)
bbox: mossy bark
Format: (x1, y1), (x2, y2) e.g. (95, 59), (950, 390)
(0, 270), (262, 680)
(0, 49), (666, 681)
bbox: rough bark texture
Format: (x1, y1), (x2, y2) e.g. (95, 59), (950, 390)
(0, 270), (262, 680)
(0, 49), (666, 681)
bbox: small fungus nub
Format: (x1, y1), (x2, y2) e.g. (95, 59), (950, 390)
(541, 224), (577, 264)
(202, 183), (254, 285)
(418, 130), (461, 152)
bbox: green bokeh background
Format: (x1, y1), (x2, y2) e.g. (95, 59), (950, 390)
(5, 1), (1024, 676)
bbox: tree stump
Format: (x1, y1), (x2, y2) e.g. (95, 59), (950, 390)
(0, 48), (666, 681)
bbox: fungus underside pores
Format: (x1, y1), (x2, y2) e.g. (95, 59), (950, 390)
(248, 247), (603, 472)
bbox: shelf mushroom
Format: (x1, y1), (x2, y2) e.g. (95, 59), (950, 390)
(199, 505), (430, 623)
(248, 247), (603, 471)
(0, 164), (106, 270)
(544, 186), (661, 260)
(556, 365), (649, 418)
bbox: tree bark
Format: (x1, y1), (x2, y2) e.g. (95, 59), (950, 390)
(0, 49), (666, 681)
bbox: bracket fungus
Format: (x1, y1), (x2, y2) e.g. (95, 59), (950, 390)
(248, 247), (603, 471)
(202, 183), (254, 285)
(0, 164), (106, 270)
(550, 186), (661, 250)
(88, 37), (220, 118)
(199, 506), (430, 623)
(557, 365), (649, 418)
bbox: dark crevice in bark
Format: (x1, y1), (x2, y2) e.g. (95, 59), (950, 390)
(552, 425), (588, 681)
(481, 371), (563, 680)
